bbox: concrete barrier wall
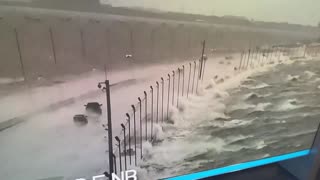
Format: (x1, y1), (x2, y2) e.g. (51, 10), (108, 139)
(0, 13), (318, 80)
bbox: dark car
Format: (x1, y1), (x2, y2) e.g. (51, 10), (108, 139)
(84, 102), (102, 115)
(73, 114), (88, 126)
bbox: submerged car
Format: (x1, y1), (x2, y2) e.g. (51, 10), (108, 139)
(73, 114), (88, 126)
(84, 102), (102, 115)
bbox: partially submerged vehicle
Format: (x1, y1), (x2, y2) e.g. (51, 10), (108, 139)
(84, 102), (102, 115)
(73, 114), (88, 126)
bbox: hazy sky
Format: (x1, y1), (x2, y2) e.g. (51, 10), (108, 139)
(102, 0), (320, 26)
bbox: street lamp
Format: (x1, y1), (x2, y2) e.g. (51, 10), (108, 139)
(98, 80), (114, 178)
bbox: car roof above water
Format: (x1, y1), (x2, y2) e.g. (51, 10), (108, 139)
(85, 102), (101, 106)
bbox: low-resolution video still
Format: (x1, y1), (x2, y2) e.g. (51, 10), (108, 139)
(1, 0), (320, 180)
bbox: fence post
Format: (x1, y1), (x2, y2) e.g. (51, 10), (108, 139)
(125, 113), (131, 165)
(271, 47), (277, 61)
(182, 65), (185, 96)
(131, 105), (137, 166)
(239, 51), (243, 70)
(49, 28), (57, 65)
(265, 49), (268, 63)
(192, 61), (196, 93)
(167, 74), (171, 121)
(254, 48), (257, 66)
(267, 48), (271, 62)
(261, 50), (264, 65)
(255, 48), (259, 61)
(14, 28), (26, 82)
(266, 49), (269, 64)
(115, 136), (122, 173)
(138, 97), (142, 159)
(121, 124), (127, 170)
(156, 82), (159, 124)
(278, 47), (281, 60)
(150, 86), (154, 139)
(250, 49), (255, 68)
(187, 63), (192, 97)
(144, 91), (147, 141)
(273, 48), (276, 61)
(199, 40), (206, 79)
(259, 50), (263, 66)
(177, 68), (181, 108)
(246, 49), (251, 69)
(196, 60), (200, 93)
(113, 153), (117, 175)
(258, 49), (261, 66)
(172, 71), (175, 105)
(242, 51), (246, 69)
(80, 29), (86, 62)
(262, 49), (266, 65)
(161, 78), (164, 123)
(254, 48), (258, 67)
(201, 56), (207, 81)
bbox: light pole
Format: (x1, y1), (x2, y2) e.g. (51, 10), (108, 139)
(161, 78), (164, 123)
(125, 113), (132, 165)
(98, 80), (114, 178)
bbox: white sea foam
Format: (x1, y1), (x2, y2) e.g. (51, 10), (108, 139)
(137, 56), (290, 178)
(312, 78), (320, 83)
(287, 74), (300, 81)
(229, 102), (255, 111)
(304, 71), (316, 78)
(275, 99), (302, 111)
(242, 82), (270, 90)
(282, 129), (316, 138)
(255, 102), (272, 111)
(255, 140), (267, 149)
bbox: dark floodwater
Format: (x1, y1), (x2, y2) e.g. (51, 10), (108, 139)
(142, 59), (320, 179)
(190, 59), (320, 172)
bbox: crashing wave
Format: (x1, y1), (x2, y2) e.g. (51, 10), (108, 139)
(244, 92), (272, 100)
(244, 93), (260, 100)
(242, 83), (270, 90)
(275, 99), (302, 111)
(282, 129), (316, 138)
(255, 103), (272, 111)
(304, 71), (316, 79)
(287, 74), (299, 82)
(208, 119), (253, 129)
(229, 103), (255, 111)
(312, 78), (320, 83)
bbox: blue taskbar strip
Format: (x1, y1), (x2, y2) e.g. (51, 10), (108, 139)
(166, 149), (310, 180)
